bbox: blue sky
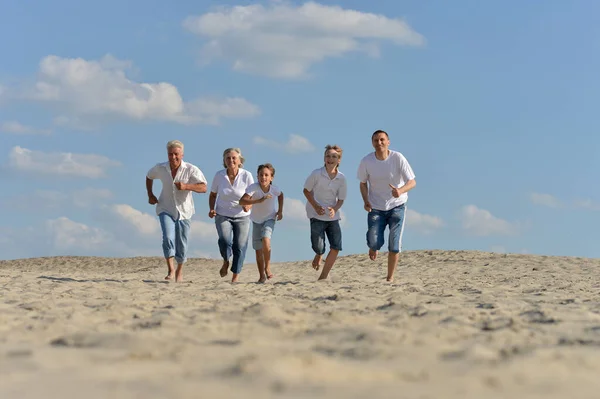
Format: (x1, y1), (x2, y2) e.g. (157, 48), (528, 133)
(1, 0), (599, 261)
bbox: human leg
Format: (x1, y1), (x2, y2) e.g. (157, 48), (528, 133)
(261, 219), (275, 279)
(386, 204), (406, 282)
(215, 215), (233, 277)
(174, 218), (191, 282)
(366, 209), (386, 260)
(252, 222), (266, 282)
(230, 216), (251, 282)
(159, 212), (176, 279)
(310, 218), (326, 270)
(319, 220), (342, 280)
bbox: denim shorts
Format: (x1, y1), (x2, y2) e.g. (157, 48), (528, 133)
(366, 203), (406, 253)
(309, 218), (342, 255)
(252, 219), (276, 250)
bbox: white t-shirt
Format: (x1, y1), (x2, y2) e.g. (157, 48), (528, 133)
(357, 150), (415, 211)
(146, 161), (207, 220)
(303, 167), (347, 221)
(210, 168), (254, 218)
(244, 183), (282, 224)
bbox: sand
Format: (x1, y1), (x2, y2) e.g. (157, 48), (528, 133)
(1, 250), (600, 398)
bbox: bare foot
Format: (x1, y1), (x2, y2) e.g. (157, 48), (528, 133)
(386, 277), (394, 282)
(258, 276), (267, 283)
(175, 268), (183, 283)
(312, 254), (322, 270)
(219, 261), (229, 277)
(369, 249), (378, 261)
(164, 273), (174, 280)
(231, 273), (239, 283)
(266, 268), (274, 279)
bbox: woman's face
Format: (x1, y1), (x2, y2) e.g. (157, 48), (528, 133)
(224, 151), (241, 169)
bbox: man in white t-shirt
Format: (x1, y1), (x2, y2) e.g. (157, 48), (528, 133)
(146, 140), (207, 282)
(357, 130), (416, 282)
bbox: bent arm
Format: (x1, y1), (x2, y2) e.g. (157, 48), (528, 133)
(303, 188), (320, 210)
(332, 199), (344, 212)
(185, 182), (207, 193)
(146, 177), (154, 197)
(209, 192), (217, 211)
(278, 193), (284, 213)
(398, 179), (416, 195)
(239, 193), (266, 205)
(359, 182), (369, 205)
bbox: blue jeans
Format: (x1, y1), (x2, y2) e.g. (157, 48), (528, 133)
(310, 218), (342, 255)
(215, 214), (250, 274)
(158, 212), (191, 264)
(366, 204), (406, 253)
(252, 219), (276, 250)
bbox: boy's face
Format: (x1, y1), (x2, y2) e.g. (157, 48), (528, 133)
(258, 168), (273, 186)
(324, 149), (340, 168)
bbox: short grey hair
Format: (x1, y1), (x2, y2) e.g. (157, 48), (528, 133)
(167, 140), (184, 152)
(222, 147), (245, 168)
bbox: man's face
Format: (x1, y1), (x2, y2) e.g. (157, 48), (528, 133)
(168, 147), (183, 169)
(371, 133), (390, 152)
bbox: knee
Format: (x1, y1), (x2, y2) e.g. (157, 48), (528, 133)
(262, 238), (271, 251)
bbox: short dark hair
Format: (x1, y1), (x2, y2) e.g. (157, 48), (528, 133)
(257, 163), (275, 178)
(372, 130), (389, 140)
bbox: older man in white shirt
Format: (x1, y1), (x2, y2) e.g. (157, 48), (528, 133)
(146, 140), (207, 282)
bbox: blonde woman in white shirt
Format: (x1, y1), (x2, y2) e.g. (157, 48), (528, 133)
(303, 145), (347, 280)
(239, 163), (284, 283)
(208, 148), (254, 283)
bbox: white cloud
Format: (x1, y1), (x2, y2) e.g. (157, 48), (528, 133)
(283, 197), (307, 221)
(253, 134), (315, 153)
(183, 2), (425, 79)
(72, 188), (114, 207)
(530, 192), (562, 208)
(190, 219), (218, 242)
(460, 205), (518, 236)
(0, 121), (51, 135)
(8, 146), (121, 178)
(406, 209), (444, 234)
(19, 54), (259, 126)
(111, 204), (159, 235)
(46, 217), (112, 251)
(574, 198), (600, 211)
(4, 188), (114, 210)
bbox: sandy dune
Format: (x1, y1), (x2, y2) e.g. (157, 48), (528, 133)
(1, 250), (600, 398)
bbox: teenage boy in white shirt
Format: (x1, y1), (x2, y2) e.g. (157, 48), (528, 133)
(357, 130), (416, 282)
(303, 145), (347, 280)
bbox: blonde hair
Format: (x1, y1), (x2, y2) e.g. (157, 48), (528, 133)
(324, 144), (342, 170)
(167, 140), (184, 152)
(222, 147), (245, 168)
